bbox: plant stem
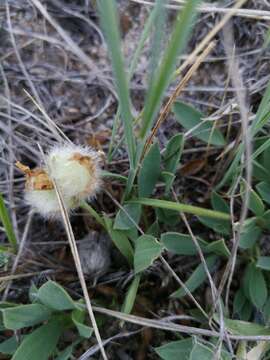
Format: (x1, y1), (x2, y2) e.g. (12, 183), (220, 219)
(80, 201), (105, 228)
(0, 193), (17, 252)
(128, 198), (231, 221)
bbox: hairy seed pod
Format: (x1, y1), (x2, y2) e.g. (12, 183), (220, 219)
(46, 145), (101, 200)
(17, 144), (102, 218)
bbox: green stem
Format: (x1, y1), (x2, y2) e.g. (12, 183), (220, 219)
(80, 201), (105, 228)
(128, 198), (231, 221)
(0, 194), (17, 252)
(108, 7), (157, 163)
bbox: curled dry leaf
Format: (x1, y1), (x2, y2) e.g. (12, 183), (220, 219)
(180, 157), (207, 176)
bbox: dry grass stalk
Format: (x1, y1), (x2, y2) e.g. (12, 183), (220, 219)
(30, 0), (116, 98)
(52, 177), (108, 360)
(174, 0), (248, 76)
(133, 0), (267, 20)
(142, 41), (215, 158)
(215, 25), (252, 310)
(93, 305), (270, 341)
(2, 210), (34, 300)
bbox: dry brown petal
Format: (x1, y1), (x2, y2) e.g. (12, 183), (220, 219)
(16, 161), (53, 190)
(15, 161), (31, 175)
(26, 169), (54, 190)
(71, 152), (93, 169)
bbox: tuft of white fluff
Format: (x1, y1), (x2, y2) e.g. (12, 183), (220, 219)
(46, 144), (101, 199)
(25, 190), (75, 218)
(24, 144), (101, 218)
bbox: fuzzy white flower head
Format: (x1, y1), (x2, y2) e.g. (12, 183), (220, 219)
(46, 145), (101, 199)
(17, 144), (102, 218)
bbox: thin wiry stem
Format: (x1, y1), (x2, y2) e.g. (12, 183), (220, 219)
(51, 0), (105, 44)
(79, 330), (140, 360)
(132, 0), (268, 21)
(92, 304), (270, 341)
(2, 210), (34, 301)
(24, 90), (72, 145)
(52, 179), (108, 360)
(30, 0), (116, 99)
(0, 270), (55, 283)
(160, 256), (209, 320)
(223, 24), (252, 309)
(179, 211), (233, 355)
(171, 188), (233, 355)
(5, 0), (43, 108)
(0, 95), (65, 145)
(174, 0), (248, 77)
(142, 41), (215, 159)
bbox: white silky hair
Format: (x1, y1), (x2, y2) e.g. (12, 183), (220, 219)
(25, 143), (101, 217)
(25, 190), (75, 218)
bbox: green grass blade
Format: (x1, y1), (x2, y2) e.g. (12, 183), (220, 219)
(215, 147), (242, 190)
(263, 27), (270, 48)
(101, 170), (127, 182)
(129, 6), (158, 81)
(251, 80), (270, 134)
(128, 198), (230, 220)
(0, 194), (17, 252)
(121, 274), (141, 316)
(98, 0), (136, 168)
(108, 6), (158, 162)
(140, 0), (201, 139)
(252, 137), (270, 161)
(171, 255), (217, 298)
(147, 0), (167, 89)
(217, 80), (270, 190)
